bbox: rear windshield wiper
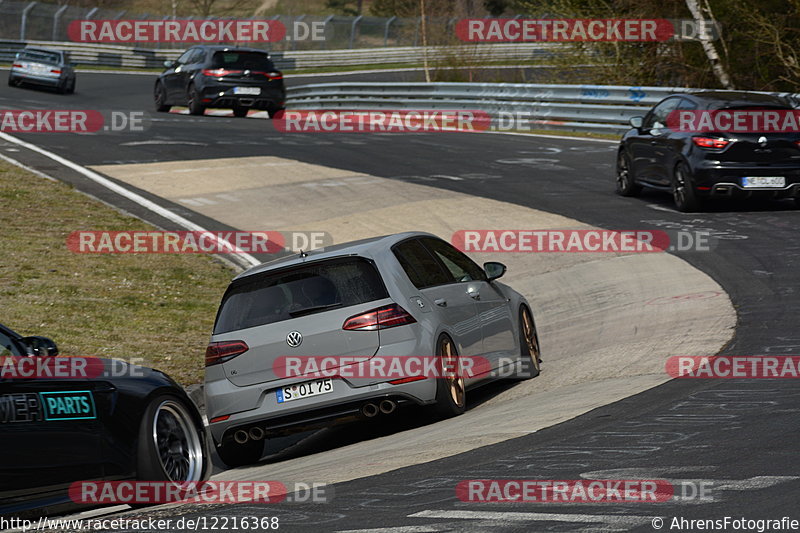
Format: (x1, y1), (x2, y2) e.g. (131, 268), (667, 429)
(288, 302), (343, 317)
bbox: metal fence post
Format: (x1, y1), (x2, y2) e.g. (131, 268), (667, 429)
(383, 16), (395, 47)
(86, 7), (98, 20)
(292, 15), (304, 51)
(321, 15), (333, 50)
(20, 2), (38, 41)
(52, 4), (68, 42)
(349, 15), (362, 49)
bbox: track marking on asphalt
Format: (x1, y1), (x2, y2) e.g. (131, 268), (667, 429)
(337, 526), (443, 533)
(0, 132), (260, 270)
(408, 510), (654, 527)
(647, 203), (681, 213)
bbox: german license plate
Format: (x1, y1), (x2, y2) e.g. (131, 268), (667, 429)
(742, 176), (785, 188)
(276, 378), (333, 404)
(234, 87), (260, 95)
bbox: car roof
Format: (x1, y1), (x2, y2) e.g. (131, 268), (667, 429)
(233, 231), (437, 281)
(684, 90), (791, 108)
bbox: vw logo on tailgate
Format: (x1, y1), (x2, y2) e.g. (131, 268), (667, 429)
(286, 331), (303, 347)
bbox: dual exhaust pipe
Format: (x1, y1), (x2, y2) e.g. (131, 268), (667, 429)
(232, 399), (399, 445)
(234, 426), (264, 445)
(362, 399), (397, 417)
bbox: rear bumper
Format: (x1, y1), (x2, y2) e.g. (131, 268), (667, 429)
(205, 373), (436, 445)
(199, 83), (285, 110)
(10, 71), (62, 86)
(692, 164), (800, 198)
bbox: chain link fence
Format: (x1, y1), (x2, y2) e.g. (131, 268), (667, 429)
(0, 1), (484, 50)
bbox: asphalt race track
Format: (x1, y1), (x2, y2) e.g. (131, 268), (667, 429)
(1, 70), (799, 532)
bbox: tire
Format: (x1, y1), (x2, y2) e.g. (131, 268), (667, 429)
(56, 78), (67, 95)
(672, 162), (702, 212)
(187, 85), (205, 116)
(216, 437), (264, 468)
(268, 107), (284, 119)
(232, 106), (248, 118)
(154, 82), (170, 112)
(615, 151), (642, 197)
(429, 335), (466, 419)
(65, 78), (75, 94)
(7, 76), (15, 87)
(514, 306), (541, 380)
(137, 395), (208, 482)
(795, 197), (800, 208)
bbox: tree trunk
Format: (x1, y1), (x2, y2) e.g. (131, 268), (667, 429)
(684, 0), (733, 89)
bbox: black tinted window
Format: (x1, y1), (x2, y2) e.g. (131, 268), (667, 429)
(393, 239), (451, 289)
(645, 97), (680, 129)
(214, 257), (388, 334)
(211, 51), (274, 71)
(0, 331), (20, 357)
(421, 238), (487, 283)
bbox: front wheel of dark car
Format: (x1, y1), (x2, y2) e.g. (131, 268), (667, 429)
(187, 85), (205, 116)
(232, 106), (249, 118)
(137, 395), (209, 482)
(672, 162), (703, 212)
(154, 82), (171, 112)
(217, 437), (264, 468)
(430, 335), (466, 419)
(268, 107), (285, 119)
(615, 151), (642, 197)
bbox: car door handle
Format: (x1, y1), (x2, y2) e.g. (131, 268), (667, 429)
(434, 298), (447, 307)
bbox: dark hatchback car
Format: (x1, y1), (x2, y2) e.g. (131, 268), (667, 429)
(615, 91), (800, 211)
(8, 48), (76, 94)
(154, 45), (285, 118)
(0, 322), (210, 517)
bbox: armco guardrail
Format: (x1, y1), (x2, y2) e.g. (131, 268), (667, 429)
(285, 82), (800, 135)
(285, 82), (685, 134)
(0, 39), (561, 71)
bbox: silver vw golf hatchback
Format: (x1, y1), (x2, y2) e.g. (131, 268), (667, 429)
(205, 232), (541, 467)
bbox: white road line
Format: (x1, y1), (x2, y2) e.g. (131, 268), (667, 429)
(337, 527), (443, 533)
(408, 510), (654, 527)
(0, 131), (261, 270)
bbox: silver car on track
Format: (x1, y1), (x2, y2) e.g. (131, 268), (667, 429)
(205, 232), (541, 467)
(8, 48), (76, 94)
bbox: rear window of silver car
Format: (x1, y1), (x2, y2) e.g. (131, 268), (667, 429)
(214, 257), (388, 334)
(18, 50), (60, 65)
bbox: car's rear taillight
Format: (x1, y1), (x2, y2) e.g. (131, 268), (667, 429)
(343, 304), (417, 331)
(205, 340), (249, 366)
(50, 69), (61, 74)
(12, 63), (22, 68)
(794, 140), (800, 149)
(202, 68), (242, 77)
(692, 136), (731, 149)
(264, 71), (283, 80)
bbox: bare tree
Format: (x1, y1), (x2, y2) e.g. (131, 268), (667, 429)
(684, 0), (733, 88)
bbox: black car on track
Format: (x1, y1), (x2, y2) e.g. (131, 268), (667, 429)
(154, 45), (286, 118)
(0, 322), (210, 517)
(615, 91), (800, 211)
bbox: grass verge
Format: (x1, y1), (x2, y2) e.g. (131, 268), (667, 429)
(0, 159), (236, 385)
